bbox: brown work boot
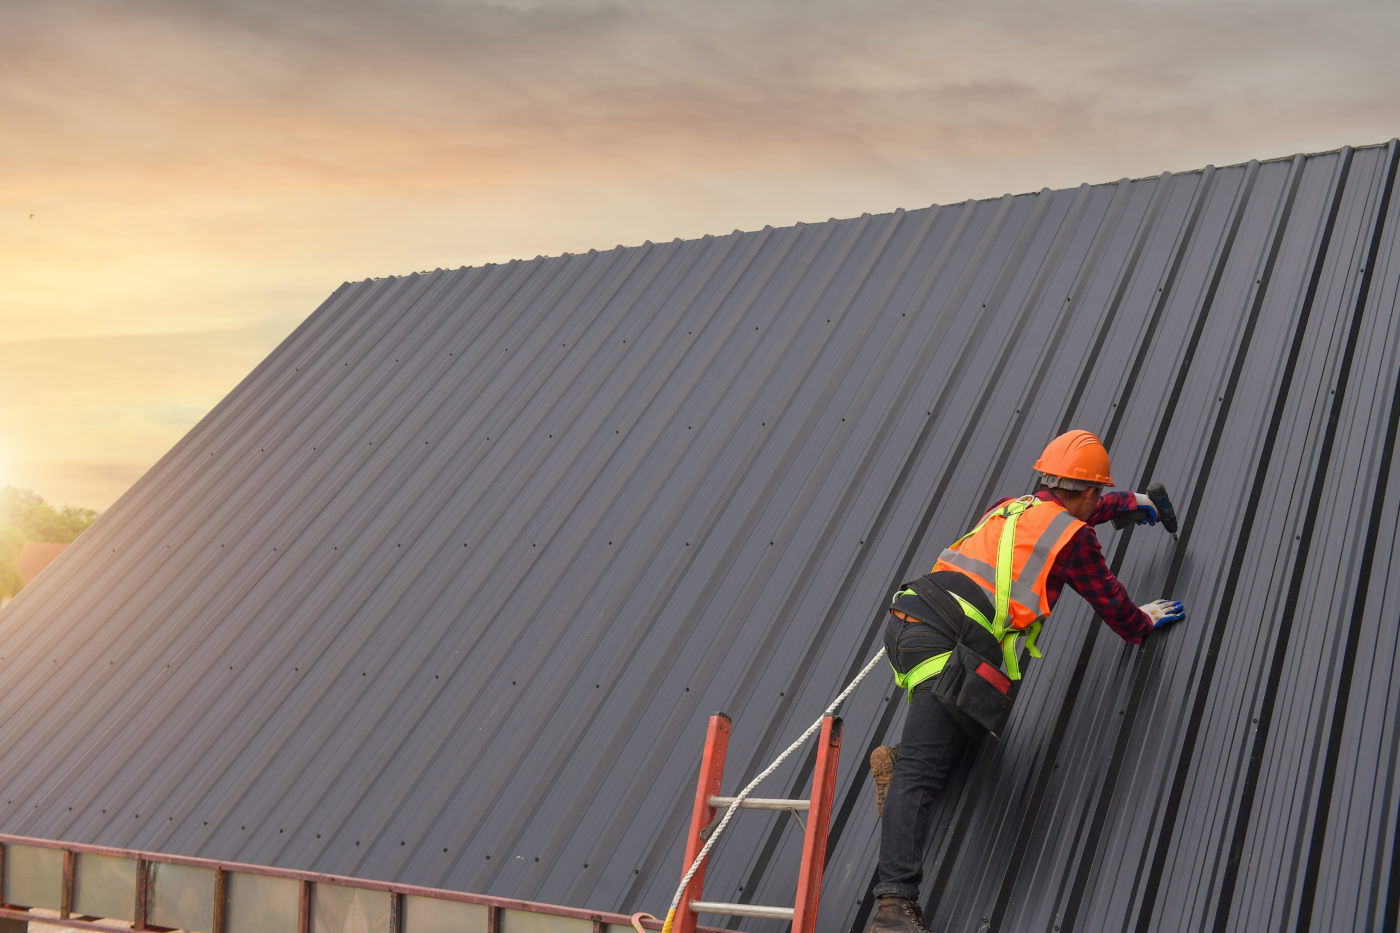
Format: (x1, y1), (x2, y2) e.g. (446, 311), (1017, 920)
(866, 895), (930, 933)
(870, 745), (898, 818)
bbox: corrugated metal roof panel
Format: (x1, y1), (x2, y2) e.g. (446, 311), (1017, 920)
(1, 141), (1398, 932)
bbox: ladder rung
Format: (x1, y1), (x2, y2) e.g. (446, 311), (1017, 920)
(690, 901), (795, 920)
(708, 796), (810, 811)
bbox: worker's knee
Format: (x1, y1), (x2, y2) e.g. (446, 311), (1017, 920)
(892, 692), (970, 784)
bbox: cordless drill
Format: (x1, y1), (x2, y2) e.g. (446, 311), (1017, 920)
(1111, 482), (1179, 540)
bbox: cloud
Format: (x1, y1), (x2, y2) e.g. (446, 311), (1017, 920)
(7, 0), (1397, 207)
(3, 0), (1398, 508)
(6, 0), (1398, 270)
(5, 0), (1397, 304)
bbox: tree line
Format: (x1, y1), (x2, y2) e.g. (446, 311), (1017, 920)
(1, 487), (99, 598)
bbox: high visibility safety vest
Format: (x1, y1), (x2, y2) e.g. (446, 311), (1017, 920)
(931, 495), (1083, 681)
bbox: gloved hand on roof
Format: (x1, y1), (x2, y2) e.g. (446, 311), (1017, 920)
(1140, 599), (1185, 630)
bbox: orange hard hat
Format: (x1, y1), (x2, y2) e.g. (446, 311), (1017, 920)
(1034, 430), (1113, 485)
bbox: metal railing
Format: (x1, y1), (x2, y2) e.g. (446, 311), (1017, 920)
(0, 834), (738, 933)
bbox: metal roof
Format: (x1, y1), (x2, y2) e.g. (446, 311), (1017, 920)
(2, 140), (1399, 932)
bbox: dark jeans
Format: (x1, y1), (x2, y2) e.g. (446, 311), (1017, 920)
(873, 611), (973, 902)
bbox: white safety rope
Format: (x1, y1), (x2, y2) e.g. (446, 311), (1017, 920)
(659, 648), (887, 931)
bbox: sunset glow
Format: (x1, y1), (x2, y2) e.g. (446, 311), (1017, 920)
(4, 0), (1398, 509)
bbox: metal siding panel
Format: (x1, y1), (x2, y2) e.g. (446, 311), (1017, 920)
(1117, 147), (1379, 933)
(72, 852), (137, 922)
(2, 143), (1399, 933)
(1055, 155), (1293, 932)
(2, 845), (63, 910)
(149, 861), (215, 932)
(1227, 143), (1400, 933)
(1308, 185), (1400, 931)
(1107, 151), (1352, 933)
(401, 895), (490, 933)
(225, 871), (302, 933)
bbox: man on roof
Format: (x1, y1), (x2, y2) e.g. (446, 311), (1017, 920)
(865, 429), (1185, 933)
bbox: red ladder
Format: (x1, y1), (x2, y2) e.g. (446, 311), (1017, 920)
(672, 712), (843, 933)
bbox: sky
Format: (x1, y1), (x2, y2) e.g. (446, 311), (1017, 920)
(2, 0), (1398, 511)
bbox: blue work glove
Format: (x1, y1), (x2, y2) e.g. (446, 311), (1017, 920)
(1133, 492), (1159, 525)
(1140, 599), (1185, 630)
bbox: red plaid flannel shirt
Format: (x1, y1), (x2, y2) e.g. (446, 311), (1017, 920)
(991, 489), (1154, 644)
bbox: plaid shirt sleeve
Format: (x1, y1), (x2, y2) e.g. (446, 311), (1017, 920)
(1087, 489), (1140, 527)
(1048, 490), (1154, 644)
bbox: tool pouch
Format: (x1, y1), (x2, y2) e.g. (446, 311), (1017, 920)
(902, 574), (1016, 737)
(927, 640), (1014, 737)
(949, 644), (1014, 736)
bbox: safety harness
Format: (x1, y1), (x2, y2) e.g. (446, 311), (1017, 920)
(889, 496), (1047, 702)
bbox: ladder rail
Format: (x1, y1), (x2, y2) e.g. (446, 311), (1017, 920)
(673, 712), (843, 933)
(673, 714), (731, 933)
(793, 715), (843, 933)
(662, 651), (883, 933)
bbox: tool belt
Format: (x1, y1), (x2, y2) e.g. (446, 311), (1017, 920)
(891, 574), (1016, 738)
